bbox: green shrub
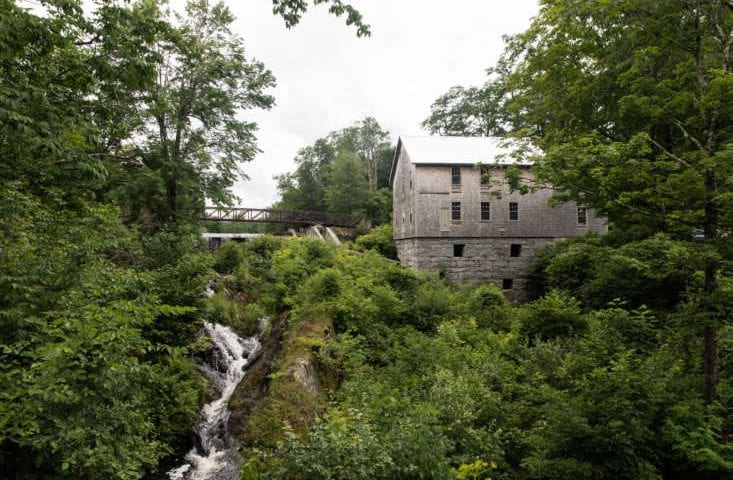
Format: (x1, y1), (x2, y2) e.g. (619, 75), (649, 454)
(460, 283), (510, 331)
(354, 223), (397, 259)
(266, 408), (452, 480)
(212, 241), (243, 273)
(517, 290), (585, 341)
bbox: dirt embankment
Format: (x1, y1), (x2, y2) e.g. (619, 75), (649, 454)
(228, 314), (286, 439)
(231, 311), (334, 450)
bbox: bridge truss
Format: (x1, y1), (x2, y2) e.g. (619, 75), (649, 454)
(201, 207), (362, 228)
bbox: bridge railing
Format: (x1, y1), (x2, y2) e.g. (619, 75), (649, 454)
(202, 207), (362, 228)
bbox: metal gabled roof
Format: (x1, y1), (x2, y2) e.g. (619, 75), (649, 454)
(390, 135), (531, 185)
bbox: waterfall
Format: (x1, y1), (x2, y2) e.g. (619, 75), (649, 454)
(168, 318), (268, 480)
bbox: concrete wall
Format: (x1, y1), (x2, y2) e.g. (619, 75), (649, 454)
(395, 236), (558, 301)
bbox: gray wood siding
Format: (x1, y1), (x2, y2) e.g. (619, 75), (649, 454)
(392, 145), (417, 239)
(410, 165), (606, 238)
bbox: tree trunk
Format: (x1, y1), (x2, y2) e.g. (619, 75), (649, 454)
(703, 324), (719, 404)
(702, 168), (719, 403)
(166, 176), (177, 221)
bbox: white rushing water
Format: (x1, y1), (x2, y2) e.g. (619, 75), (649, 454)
(169, 319), (268, 480)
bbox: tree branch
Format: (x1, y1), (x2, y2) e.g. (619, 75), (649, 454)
(672, 118), (707, 152)
(647, 136), (697, 170)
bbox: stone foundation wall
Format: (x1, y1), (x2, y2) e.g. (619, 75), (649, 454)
(396, 236), (558, 301)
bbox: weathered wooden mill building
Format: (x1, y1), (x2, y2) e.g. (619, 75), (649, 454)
(390, 136), (607, 300)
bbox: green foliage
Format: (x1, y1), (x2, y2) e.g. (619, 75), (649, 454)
(108, 0), (276, 226)
(267, 408), (451, 480)
(532, 235), (700, 310)
(517, 290), (585, 342)
(365, 187), (393, 225)
(422, 78), (509, 137)
(141, 224), (203, 269)
(213, 240), (245, 273)
(274, 117), (394, 223)
(0, 205), (206, 479)
(325, 150), (370, 214)
(271, 0), (371, 37)
(452, 460), (497, 480)
(204, 291), (266, 336)
(219, 236), (732, 480)
(354, 223), (397, 259)
(457, 283), (510, 331)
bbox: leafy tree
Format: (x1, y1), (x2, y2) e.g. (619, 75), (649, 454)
(275, 138), (336, 212)
(0, 0), (164, 204)
(427, 0), (733, 402)
(422, 75), (509, 137)
(325, 151), (369, 213)
(0, 204), (206, 480)
(274, 117), (394, 227)
(0, 1), (373, 477)
(270, 0), (370, 37)
(365, 187), (393, 225)
(107, 0), (275, 227)
(499, 0), (733, 402)
(517, 290), (585, 342)
(334, 116), (391, 191)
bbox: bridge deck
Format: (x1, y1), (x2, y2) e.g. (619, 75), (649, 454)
(202, 207), (361, 228)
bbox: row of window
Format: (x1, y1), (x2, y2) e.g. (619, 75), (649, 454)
(452, 201), (510, 221)
(451, 202), (588, 224)
(451, 166), (491, 186)
(453, 243), (522, 258)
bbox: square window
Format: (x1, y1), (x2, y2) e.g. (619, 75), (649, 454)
(453, 244), (465, 257)
(451, 167), (461, 185)
(451, 201), (461, 220)
(577, 206), (587, 225)
(509, 202), (519, 221)
(502, 278), (513, 290)
(510, 244), (522, 257)
(481, 202), (491, 220)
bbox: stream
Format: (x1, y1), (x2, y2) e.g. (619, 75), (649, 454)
(168, 319), (268, 480)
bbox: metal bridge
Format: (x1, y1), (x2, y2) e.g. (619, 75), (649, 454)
(201, 207), (362, 228)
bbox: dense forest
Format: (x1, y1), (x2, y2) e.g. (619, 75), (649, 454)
(274, 117), (394, 225)
(1, 1), (732, 480)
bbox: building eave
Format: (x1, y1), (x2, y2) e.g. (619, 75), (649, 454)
(389, 136), (404, 187)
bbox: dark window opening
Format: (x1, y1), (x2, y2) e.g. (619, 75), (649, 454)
(502, 278), (513, 290)
(510, 244), (522, 257)
(577, 206), (587, 225)
(480, 165), (490, 185)
(451, 167), (461, 185)
(509, 202), (519, 221)
(453, 244), (465, 257)
(451, 201), (461, 220)
(209, 238), (222, 250)
(481, 202), (491, 220)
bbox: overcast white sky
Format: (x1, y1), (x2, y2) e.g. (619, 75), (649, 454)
(226, 0), (539, 207)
